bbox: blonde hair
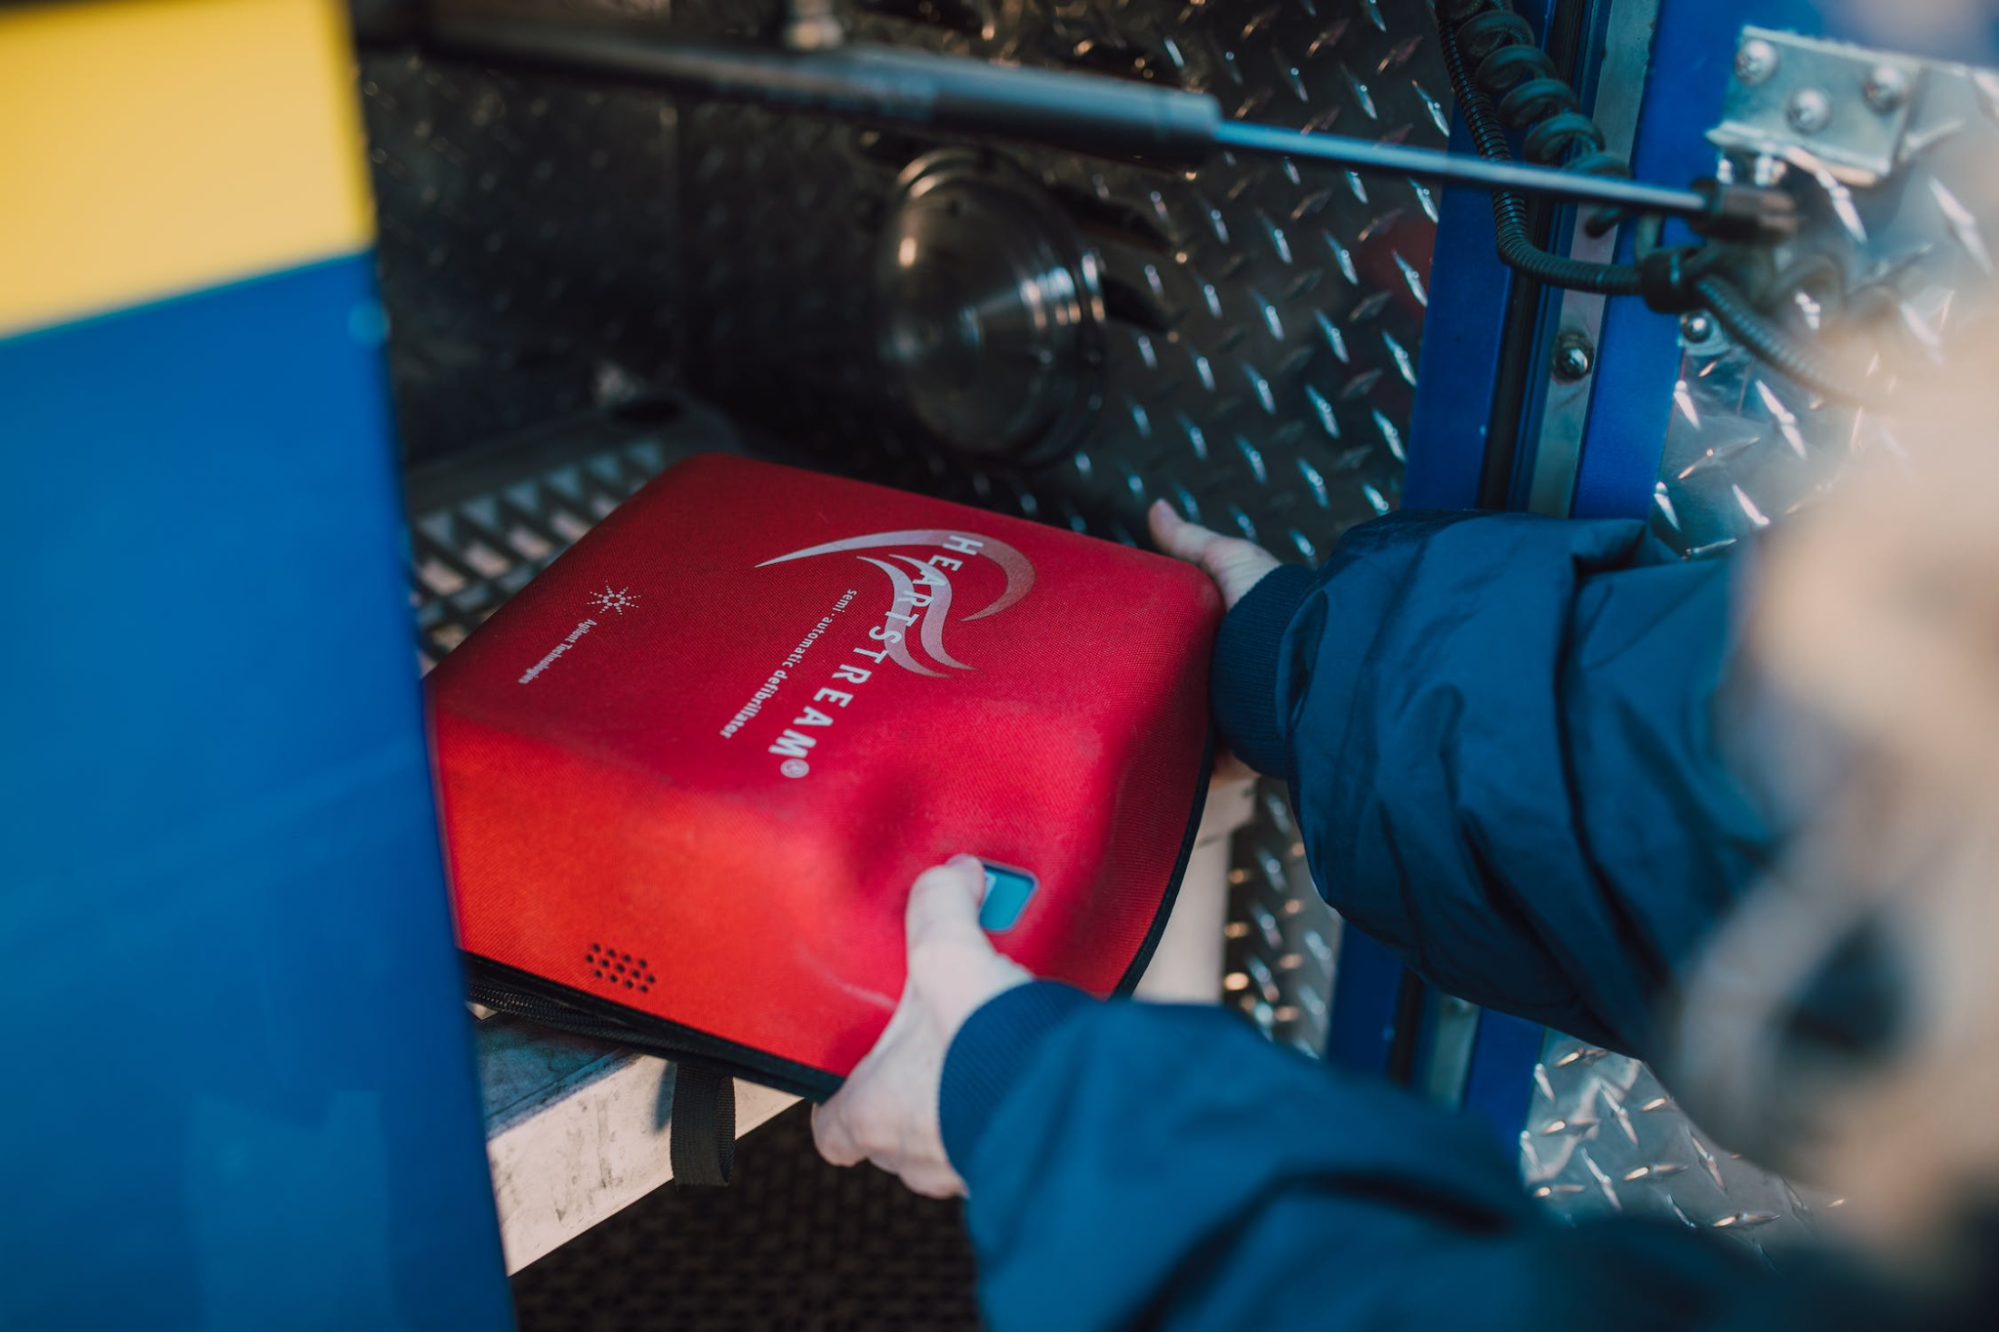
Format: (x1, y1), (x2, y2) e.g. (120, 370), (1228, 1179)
(1675, 322), (1999, 1274)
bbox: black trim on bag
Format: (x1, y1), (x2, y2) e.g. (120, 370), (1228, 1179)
(467, 955), (843, 1101)
(1112, 725), (1217, 996)
(467, 726), (1217, 1099)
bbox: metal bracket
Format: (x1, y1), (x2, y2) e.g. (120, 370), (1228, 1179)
(1524, 0), (1660, 518)
(1709, 27), (1927, 185)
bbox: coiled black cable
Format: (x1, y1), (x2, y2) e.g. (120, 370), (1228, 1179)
(1440, 2), (1889, 407)
(1630, 214), (1886, 406)
(1695, 275), (1886, 407)
(1455, 7), (1630, 180)
(1437, 4), (1644, 295)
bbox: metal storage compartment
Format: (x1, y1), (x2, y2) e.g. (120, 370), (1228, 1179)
(357, 3), (1999, 1308)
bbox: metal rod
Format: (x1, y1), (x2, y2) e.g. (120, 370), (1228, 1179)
(1212, 120), (1712, 219)
(394, 8), (1720, 221)
(422, 18), (1225, 165)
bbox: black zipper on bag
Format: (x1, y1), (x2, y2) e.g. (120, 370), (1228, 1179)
(468, 957), (843, 1101)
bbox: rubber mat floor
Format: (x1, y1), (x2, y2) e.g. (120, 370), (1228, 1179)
(511, 1104), (982, 1330)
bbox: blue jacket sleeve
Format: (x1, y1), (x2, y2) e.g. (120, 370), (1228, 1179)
(939, 985), (1884, 1331)
(1210, 511), (1783, 1056)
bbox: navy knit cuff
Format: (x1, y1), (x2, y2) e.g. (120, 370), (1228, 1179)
(1210, 563), (1315, 777)
(939, 981), (1095, 1175)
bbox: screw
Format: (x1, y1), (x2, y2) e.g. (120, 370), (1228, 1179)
(1680, 311), (1716, 343)
(1552, 335), (1594, 382)
(1787, 87), (1833, 134)
(1735, 39), (1779, 85)
(1863, 63), (1911, 113)
(781, 0), (844, 50)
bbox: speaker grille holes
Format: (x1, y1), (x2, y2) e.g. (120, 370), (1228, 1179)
(584, 942), (654, 996)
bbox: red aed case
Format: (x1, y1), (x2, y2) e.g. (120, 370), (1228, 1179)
(428, 454), (1221, 1099)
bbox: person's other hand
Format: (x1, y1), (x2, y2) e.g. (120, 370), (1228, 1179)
(1150, 501), (1286, 783)
(1148, 499), (1282, 611)
(812, 855), (1032, 1197)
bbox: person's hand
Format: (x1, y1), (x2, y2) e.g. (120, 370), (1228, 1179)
(812, 855), (1032, 1197)
(1148, 499), (1282, 611)
(1150, 501), (1285, 783)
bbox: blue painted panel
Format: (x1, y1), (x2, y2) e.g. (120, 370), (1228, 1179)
(1323, 928), (1408, 1076)
(1569, 0), (1812, 516)
(0, 257), (511, 1328)
(1460, 1010), (1550, 1148)
(1402, 0), (1564, 511)
(1401, 114), (1520, 511)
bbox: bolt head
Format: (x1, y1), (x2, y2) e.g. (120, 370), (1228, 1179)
(1735, 38), (1779, 85)
(1553, 340), (1594, 381)
(783, 14), (845, 50)
(1786, 86), (1833, 134)
(1680, 311), (1716, 343)
(1863, 63), (1911, 113)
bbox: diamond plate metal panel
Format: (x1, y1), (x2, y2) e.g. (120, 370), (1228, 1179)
(674, 0), (1444, 555)
(405, 398), (742, 668)
(1521, 1032), (1845, 1263)
(1225, 779), (1340, 1054)
(1650, 40), (1999, 558)
(361, 30), (682, 463)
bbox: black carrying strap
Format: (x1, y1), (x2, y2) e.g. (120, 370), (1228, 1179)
(669, 1062), (737, 1186)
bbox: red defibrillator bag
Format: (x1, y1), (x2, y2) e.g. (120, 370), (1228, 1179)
(427, 454), (1221, 1121)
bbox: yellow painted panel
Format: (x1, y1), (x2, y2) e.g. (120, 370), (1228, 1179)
(0, 0), (376, 337)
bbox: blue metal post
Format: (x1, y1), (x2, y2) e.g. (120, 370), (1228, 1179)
(1, 259), (513, 1327)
